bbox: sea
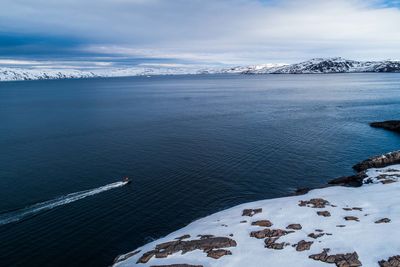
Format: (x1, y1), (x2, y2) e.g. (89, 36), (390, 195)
(0, 73), (399, 266)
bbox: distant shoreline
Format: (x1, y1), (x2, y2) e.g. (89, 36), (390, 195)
(2, 57), (400, 82)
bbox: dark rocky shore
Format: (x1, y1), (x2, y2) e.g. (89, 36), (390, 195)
(370, 120), (400, 133)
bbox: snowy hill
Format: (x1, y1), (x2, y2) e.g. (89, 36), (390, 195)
(2, 58), (400, 82)
(113, 163), (400, 267)
(243, 57), (400, 74)
(0, 67), (97, 81)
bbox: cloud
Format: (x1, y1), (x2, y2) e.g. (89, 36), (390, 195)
(1, 0), (400, 66)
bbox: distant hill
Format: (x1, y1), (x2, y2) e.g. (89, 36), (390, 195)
(2, 58), (400, 81)
(240, 57), (400, 74)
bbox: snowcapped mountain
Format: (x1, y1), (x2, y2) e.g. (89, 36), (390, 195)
(2, 58), (400, 82)
(243, 57), (400, 74)
(0, 67), (97, 81)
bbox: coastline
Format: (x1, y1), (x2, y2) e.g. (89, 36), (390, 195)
(113, 123), (400, 267)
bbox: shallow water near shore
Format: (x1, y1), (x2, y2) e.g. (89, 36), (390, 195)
(1, 73), (400, 267)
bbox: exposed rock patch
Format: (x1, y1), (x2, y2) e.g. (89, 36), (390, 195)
(370, 120), (400, 133)
(251, 220), (273, 227)
(328, 172), (368, 187)
(375, 218), (391, 224)
(344, 216), (359, 222)
(206, 249), (232, 259)
(242, 208), (262, 217)
(264, 237), (288, 250)
(250, 228), (294, 239)
(299, 198), (330, 208)
(286, 223), (302, 230)
(309, 249), (362, 267)
(317, 211), (331, 217)
(379, 255), (400, 267)
(137, 237), (237, 263)
(151, 265), (204, 267)
(308, 232), (325, 239)
(353, 151), (400, 172)
(295, 240), (313, 251)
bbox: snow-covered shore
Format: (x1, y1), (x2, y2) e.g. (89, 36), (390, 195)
(113, 164), (400, 267)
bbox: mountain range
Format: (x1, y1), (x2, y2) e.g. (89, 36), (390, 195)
(1, 58), (400, 81)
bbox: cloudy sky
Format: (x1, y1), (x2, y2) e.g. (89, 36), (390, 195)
(1, 0), (400, 69)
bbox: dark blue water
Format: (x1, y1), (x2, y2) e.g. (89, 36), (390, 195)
(0, 74), (400, 267)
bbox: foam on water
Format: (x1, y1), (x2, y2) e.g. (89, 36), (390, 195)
(0, 181), (128, 226)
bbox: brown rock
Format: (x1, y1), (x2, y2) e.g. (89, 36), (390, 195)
(328, 172), (367, 187)
(309, 249), (362, 267)
(296, 240), (313, 251)
(336, 225), (346, 228)
(250, 228), (294, 239)
(242, 208), (262, 217)
(264, 237), (287, 250)
(240, 220), (247, 223)
(379, 255), (400, 267)
(286, 223), (302, 230)
(299, 198), (330, 208)
(317, 211), (331, 217)
(206, 249), (232, 259)
(344, 216), (359, 222)
(375, 218), (391, 224)
(353, 150), (400, 172)
(315, 229), (324, 232)
(137, 250), (157, 264)
(137, 237), (237, 263)
(251, 220), (273, 227)
(308, 232), (325, 239)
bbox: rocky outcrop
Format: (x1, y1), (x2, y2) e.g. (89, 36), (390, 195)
(136, 237), (237, 263)
(298, 198), (330, 208)
(308, 232), (325, 239)
(344, 216), (359, 222)
(242, 208), (262, 217)
(309, 249), (362, 267)
(206, 249), (232, 259)
(353, 151), (400, 172)
(295, 240), (313, 251)
(286, 224), (302, 230)
(264, 237), (288, 250)
(250, 228), (294, 239)
(317, 211), (331, 217)
(150, 265), (204, 267)
(375, 218), (391, 224)
(251, 220), (273, 227)
(328, 172), (368, 187)
(379, 255), (400, 267)
(370, 120), (400, 133)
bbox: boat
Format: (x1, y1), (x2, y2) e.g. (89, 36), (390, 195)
(123, 177), (131, 184)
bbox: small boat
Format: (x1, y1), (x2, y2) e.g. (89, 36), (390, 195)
(123, 177), (131, 184)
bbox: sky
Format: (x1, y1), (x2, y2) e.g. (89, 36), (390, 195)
(1, 0), (400, 69)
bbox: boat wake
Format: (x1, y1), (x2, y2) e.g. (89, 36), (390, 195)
(0, 181), (128, 226)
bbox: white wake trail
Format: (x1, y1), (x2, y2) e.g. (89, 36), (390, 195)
(0, 181), (127, 226)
